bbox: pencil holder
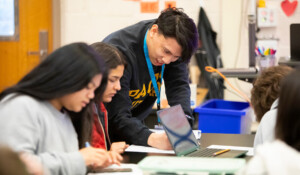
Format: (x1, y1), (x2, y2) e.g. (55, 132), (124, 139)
(256, 55), (276, 71)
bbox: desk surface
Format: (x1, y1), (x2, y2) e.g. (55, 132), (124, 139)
(200, 133), (254, 147)
(122, 133), (255, 164)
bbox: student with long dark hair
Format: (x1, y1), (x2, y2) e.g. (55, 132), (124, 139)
(90, 42), (128, 153)
(240, 68), (300, 174)
(0, 43), (121, 175)
(275, 68), (300, 151)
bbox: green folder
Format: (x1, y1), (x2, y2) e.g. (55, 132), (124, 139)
(138, 156), (245, 174)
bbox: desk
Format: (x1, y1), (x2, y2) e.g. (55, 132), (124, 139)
(122, 133), (255, 164)
(200, 133), (254, 147)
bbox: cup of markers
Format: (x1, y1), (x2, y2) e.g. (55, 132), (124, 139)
(255, 47), (277, 71)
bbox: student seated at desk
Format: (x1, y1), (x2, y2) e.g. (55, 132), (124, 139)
(240, 68), (300, 175)
(0, 43), (121, 175)
(251, 66), (292, 150)
(89, 42), (129, 153)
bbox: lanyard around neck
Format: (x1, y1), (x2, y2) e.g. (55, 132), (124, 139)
(143, 30), (165, 110)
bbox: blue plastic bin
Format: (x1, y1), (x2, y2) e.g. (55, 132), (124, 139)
(194, 99), (251, 134)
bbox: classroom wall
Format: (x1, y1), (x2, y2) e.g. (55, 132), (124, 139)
(60, 0), (221, 45)
(59, 0), (300, 102)
(221, 0), (300, 101)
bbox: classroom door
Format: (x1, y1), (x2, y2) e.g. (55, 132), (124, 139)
(0, 0), (53, 92)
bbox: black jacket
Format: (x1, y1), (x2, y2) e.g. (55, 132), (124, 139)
(103, 20), (193, 145)
(196, 7), (224, 99)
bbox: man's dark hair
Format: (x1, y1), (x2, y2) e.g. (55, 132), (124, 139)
(155, 8), (198, 63)
(276, 68), (300, 151)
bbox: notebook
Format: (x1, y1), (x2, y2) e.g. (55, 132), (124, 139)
(157, 104), (247, 158)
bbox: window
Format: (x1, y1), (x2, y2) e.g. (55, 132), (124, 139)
(0, 0), (19, 41)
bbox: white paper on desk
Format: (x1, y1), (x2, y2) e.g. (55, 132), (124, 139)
(125, 145), (175, 154)
(208, 145), (254, 156)
(88, 164), (142, 175)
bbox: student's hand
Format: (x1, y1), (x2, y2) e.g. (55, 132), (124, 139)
(110, 142), (129, 153)
(90, 151), (123, 172)
(79, 147), (112, 168)
(147, 132), (173, 150)
(108, 151), (123, 166)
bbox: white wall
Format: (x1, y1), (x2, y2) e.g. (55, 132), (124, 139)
(221, 0), (253, 101)
(60, 0), (216, 45)
(60, 0), (300, 102)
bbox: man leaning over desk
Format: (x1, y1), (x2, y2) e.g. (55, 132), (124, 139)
(103, 8), (199, 150)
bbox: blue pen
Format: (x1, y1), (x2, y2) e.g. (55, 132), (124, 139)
(85, 142), (91, 147)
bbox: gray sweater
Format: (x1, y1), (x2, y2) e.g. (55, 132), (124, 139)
(0, 94), (87, 175)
